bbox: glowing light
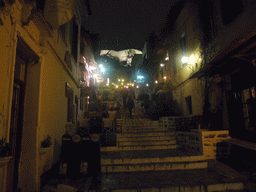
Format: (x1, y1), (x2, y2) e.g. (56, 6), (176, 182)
(132, 84), (134, 87)
(146, 84), (149, 86)
(136, 85), (139, 88)
(126, 86), (129, 89)
(106, 83), (109, 86)
(155, 80), (158, 84)
(164, 76), (167, 79)
(118, 79), (120, 81)
(160, 64), (165, 67)
(121, 83), (123, 85)
(189, 55), (195, 65)
(116, 85), (118, 88)
(89, 66), (96, 70)
(137, 76), (144, 79)
(101, 67), (105, 72)
(99, 64), (103, 68)
(165, 56), (169, 61)
(107, 78), (110, 83)
(87, 96), (90, 99)
(122, 79), (124, 82)
(181, 56), (188, 64)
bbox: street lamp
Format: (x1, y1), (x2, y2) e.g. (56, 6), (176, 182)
(155, 80), (158, 84)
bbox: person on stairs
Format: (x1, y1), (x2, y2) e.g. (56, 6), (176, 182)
(127, 95), (135, 119)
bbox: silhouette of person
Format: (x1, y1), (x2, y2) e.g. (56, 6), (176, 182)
(127, 96), (134, 118)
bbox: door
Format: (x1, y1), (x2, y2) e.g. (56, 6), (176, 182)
(7, 55), (27, 192)
(227, 87), (256, 142)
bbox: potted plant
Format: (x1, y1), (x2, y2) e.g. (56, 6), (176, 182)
(39, 135), (52, 156)
(0, 139), (12, 168)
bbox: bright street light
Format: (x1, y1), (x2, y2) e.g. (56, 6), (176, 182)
(146, 84), (149, 86)
(181, 56), (189, 64)
(155, 80), (158, 84)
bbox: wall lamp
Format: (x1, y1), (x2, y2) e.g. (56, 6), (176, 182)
(181, 56), (196, 69)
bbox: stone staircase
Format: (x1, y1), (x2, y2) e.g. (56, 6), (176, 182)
(42, 118), (251, 192)
(98, 118), (247, 191)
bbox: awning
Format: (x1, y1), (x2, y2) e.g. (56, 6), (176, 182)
(190, 57), (256, 79)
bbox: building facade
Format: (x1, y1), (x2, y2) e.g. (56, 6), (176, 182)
(0, 0), (97, 191)
(151, 0), (256, 161)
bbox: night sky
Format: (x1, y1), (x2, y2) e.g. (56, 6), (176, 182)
(82, 0), (182, 51)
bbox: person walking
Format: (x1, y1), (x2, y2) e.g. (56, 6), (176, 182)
(127, 95), (135, 119)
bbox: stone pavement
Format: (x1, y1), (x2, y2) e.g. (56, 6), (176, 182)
(42, 164), (252, 191)
(42, 117), (255, 192)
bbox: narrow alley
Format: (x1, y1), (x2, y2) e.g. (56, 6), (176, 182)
(41, 98), (252, 191)
(2, 0), (256, 192)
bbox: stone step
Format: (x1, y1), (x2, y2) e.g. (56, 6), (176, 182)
(100, 144), (177, 152)
(122, 128), (168, 133)
(122, 125), (160, 129)
(117, 140), (176, 146)
(91, 183), (244, 192)
(101, 149), (200, 159)
(117, 132), (175, 138)
(101, 154), (207, 165)
(101, 160), (208, 173)
(117, 135), (175, 142)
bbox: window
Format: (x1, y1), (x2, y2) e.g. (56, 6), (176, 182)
(180, 33), (186, 55)
(70, 18), (78, 63)
(220, 0), (243, 25)
(65, 83), (73, 122)
(185, 96), (192, 115)
(241, 87), (256, 131)
(80, 89), (83, 110)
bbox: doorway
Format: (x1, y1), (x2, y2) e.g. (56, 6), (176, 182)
(7, 54), (27, 192)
